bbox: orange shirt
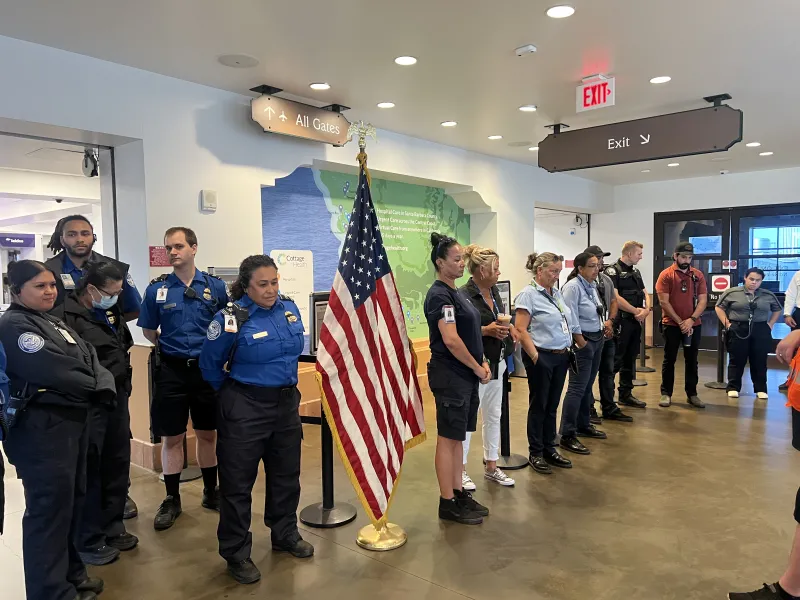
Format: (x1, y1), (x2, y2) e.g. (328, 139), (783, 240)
(788, 352), (800, 412)
(655, 264), (707, 326)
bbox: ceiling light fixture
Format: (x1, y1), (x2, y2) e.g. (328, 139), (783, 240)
(395, 56), (417, 66)
(529, 146), (539, 151)
(650, 76), (672, 84)
(746, 142), (761, 148)
(641, 169), (651, 173)
(309, 83), (330, 91)
(760, 151), (774, 156)
(488, 135), (503, 140)
(519, 105), (538, 112)
(377, 102), (395, 109)
(217, 54), (259, 68)
(441, 121), (457, 127)
(546, 5), (575, 18)
(668, 162), (679, 167)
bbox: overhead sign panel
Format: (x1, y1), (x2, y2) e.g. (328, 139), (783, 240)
(538, 105), (743, 173)
(576, 77), (615, 113)
(251, 95), (351, 146)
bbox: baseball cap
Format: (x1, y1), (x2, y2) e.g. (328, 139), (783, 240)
(675, 242), (694, 254)
(584, 245), (611, 257)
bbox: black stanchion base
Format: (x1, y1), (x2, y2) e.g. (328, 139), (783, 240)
(159, 466), (202, 483)
(631, 379), (648, 387)
(300, 502), (358, 529)
(637, 366), (656, 373)
(496, 454), (529, 470)
(704, 381), (728, 390)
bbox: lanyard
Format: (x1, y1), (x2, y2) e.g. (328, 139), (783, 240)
(532, 281), (571, 335)
(579, 277), (605, 321)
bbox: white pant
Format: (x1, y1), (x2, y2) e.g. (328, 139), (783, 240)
(463, 358), (506, 464)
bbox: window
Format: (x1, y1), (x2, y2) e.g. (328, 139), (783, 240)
(739, 216), (800, 293)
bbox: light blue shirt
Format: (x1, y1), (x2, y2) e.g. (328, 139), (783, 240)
(562, 275), (604, 333)
(514, 282), (579, 350)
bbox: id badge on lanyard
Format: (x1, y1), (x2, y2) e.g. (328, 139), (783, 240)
(535, 282), (570, 337)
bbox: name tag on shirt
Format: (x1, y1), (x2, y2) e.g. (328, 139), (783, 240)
(252, 331), (268, 339)
(156, 287), (168, 303)
(443, 305), (456, 324)
(60, 273), (76, 290)
(561, 320), (570, 335)
(224, 315), (238, 333)
(57, 327), (77, 344)
(163, 303), (177, 310)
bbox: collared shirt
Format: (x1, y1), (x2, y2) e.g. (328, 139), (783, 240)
(514, 282), (579, 351)
(561, 275), (604, 333)
(717, 286), (781, 323)
(655, 264), (708, 326)
(61, 253), (142, 314)
(459, 278), (513, 366)
(785, 271), (800, 316)
(199, 295), (304, 390)
(138, 269), (229, 358)
(424, 280), (483, 379)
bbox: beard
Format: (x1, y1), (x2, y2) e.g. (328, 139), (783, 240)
(66, 243), (92, 257)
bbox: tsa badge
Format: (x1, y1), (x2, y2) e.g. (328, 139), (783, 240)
(285, 311), (298, 323)
(203, 287), (212, 301)
(106, 311), (116, 325)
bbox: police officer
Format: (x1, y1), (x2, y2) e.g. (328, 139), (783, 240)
(0, 260), (115, 600)
(138, 226), (228, 530)
(55, 261), (138, 565)
(715, 267), (782, 400)
(45, 214), (141, 321)
(199, 254), (313, 585)
(604, 241), (651, 409)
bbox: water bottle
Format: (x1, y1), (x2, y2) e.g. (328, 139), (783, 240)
(682, 332), (692, 348)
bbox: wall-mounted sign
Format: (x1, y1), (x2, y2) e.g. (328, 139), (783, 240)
(722, 259), (738, 270)
(538, 105), (743, 172)
(577, 76), (615, 113)
(270, 249), (314, 334)
(707, 272), (732, 306)
(149, 245), (171, 267)
(251, 95), (351, 146)
(0, 233), (35, 248)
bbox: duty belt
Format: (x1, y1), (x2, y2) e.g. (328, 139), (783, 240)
(161, 354), (200, 368)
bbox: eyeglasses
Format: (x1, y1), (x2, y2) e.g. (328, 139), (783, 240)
(93, 285), (122, 297)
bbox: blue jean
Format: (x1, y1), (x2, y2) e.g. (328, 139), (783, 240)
(559, 337), (604, 438)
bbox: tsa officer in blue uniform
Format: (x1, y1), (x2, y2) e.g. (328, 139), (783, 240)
(200, 254), (313, 586)
(137, 227), (228, 531)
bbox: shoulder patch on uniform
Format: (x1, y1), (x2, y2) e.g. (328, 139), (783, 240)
(18, 332), (45, 354)
(279, 293), (293, 302)
(605, 266), (617, 276)
(206, 320), (222, 341)
(149, 274), (169, 286)
(126, 272), (136, 288)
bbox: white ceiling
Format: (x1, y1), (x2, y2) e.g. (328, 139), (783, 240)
(0, 135), (94, 176)
(0, 0), (797, 185)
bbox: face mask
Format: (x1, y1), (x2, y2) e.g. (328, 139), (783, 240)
(92, 292), (118, 310)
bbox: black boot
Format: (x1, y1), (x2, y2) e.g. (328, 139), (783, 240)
(153, 495), (182, 531)
(227, 558), (261, 585)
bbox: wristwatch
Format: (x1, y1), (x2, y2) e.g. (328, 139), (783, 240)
(690, 316), (699, 322)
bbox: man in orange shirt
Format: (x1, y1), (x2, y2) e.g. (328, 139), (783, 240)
(655, 242), (708, 409)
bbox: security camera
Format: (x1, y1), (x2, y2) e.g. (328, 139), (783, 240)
(82, 149), (99, 178)
(55, 198), (63, 203)
(515, 44), (537, 57)
(719, 169), (730, 175)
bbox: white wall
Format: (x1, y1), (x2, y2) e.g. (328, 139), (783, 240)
(0, 34), (612, 302)
(533, 210), (590, 286)
(592, 167), (800, 288)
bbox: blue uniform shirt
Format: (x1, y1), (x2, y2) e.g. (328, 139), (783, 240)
(137, 269), (229, 358)
(199, 295), (304, 391)
(63, 254), (142, 314)
(514, 281), (580, 350)
(561, 275), (604, 333)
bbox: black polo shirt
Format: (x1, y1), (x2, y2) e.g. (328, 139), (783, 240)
(424, 280), (483, 379)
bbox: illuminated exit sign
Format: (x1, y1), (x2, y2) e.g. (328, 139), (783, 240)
(576, 76), (616, 113)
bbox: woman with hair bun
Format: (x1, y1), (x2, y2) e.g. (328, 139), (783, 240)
(424, 233), (491, 526)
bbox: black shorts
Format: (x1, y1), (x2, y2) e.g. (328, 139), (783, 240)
(427, 361), (479, 442)
(153, 358), (217, 436)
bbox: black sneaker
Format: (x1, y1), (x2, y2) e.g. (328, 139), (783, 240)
(272, 536), (314, 558)
(529, 455), (553, 475)
(560, 436), (591, 455)
(619, 395), (647, 409)
(728, 582), (784, 599)
(577, 425), (608, 439)
(202, 486), (220, 512)
(454, 489), (489, 517)
(544, 451), (573, 469)
(227, 558), (261, 585)
(107, 531), (139, 551)
(438, 497), (483, 525)
(123, 495), (138, 520)
(603, 409), (633, 422)
(78, 545), (120, 566)
(75, 577), (104, 594)
(153, 495), (182, 531)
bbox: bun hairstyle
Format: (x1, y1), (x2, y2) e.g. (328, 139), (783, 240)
(231, 254), (278, 301)
(430, 232), (459, 272)
(526, 251), (564, 274)
(47, 214), (93, 254)
(5, 260), (50, 295)
(76, 261), (124, 295)
(566, 252), (596, 282)
(463, 244), (499, 277)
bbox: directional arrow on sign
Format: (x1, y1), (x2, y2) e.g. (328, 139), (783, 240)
(265, 106), (275, 120)
(640, 134), (650, 144)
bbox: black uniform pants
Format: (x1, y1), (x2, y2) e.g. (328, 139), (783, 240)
(77, 384), (131, 551)
(4, 405), (89, 600)
(661, 325), (702, 397)
(523, 350), (569, 457)
(614, 318), (641, 398)
(217, 381), (302, 563)
(596, 336), (619, 415)
(726, 322), (773, 393)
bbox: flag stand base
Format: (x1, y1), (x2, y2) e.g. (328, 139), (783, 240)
(356, 523), (407, 551)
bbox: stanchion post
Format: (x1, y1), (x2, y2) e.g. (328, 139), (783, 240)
(496, 366), (528, 470)
(705, 320), (728, 390)
(637, 322), (656, 373)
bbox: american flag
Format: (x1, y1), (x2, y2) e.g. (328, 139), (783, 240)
(316, 165), (426, 528)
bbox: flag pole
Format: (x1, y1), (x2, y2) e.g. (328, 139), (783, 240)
(346, 120), (408, 551)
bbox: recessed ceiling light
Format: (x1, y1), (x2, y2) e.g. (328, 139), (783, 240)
(760, 151), (774, 156)
(529, 146), (539, 151)
(309, 83), (330, 91)
(641, 169), (651, 173)
(746, 142), (761, 148)
(519, 105), (538, 112)
(217, 54), (259, 68)
(650, 76), (672, 84)
(546, 5), (575, 18)
(488, 135), (503, 140)
(395, 56), (417, 66)
(377, 102), (395, 109)
(441, 121), (457, 127)
(668, 162), (679, 167)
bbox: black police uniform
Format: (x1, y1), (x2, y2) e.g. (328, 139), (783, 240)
(0, 303), (116, 600)
(55, 292), (135, 555)
(199, 294), (308, 566)
(605, 259), (647, 401)
(0, 341), (8, 536)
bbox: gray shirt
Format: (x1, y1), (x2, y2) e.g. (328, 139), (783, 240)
(717, 286), (782, 323)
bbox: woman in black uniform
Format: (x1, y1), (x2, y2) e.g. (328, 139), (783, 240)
(424, 233), (491, 526)
(0, 260), (116, 600)
(56, 261), (138, 565)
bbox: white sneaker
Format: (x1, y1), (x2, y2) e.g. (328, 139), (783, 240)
(727, 390), (739, 398)
(484, 467), (515, 487)
(461, 472), (476, 491)
(757, 392), (769, 400)
(659, 395), (672, 407)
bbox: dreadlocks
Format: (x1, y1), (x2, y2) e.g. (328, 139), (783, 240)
(47, 214), (93, 254)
